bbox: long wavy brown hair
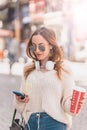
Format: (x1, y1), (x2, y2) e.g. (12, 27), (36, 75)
(24, 27), (64, 79)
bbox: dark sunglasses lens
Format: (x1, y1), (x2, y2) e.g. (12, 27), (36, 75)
(39, 45), (45, 52)
(30, 45), (36, 52)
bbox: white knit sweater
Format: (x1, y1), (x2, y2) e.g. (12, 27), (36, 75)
(14, 61), (75, 130)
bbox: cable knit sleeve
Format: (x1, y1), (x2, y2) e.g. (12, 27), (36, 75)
(14, 61), (34, 113)
(61, 61), (75, 115)
(13, 75), (27, 113)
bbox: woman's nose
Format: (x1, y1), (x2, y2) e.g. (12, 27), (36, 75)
(35, 46), (40, 52)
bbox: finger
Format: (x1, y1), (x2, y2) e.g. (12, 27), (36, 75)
(79, 102), (83, 104)
(25, 95), (29, 98)
(16, 95), (21, 100)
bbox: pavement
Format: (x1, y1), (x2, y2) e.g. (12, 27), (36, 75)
(0, 61), (24, 76)
(0, 74), (22, 130)
(0, 60), (87, 130)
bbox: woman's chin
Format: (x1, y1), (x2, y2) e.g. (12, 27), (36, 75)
(36, 56), (43, 60)
(37, 58), (43, 61)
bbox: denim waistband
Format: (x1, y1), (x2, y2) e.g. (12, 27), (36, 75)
(31, 112), (47, 118)
(26, 112), (47, 130)
(26, 112), (66, 130)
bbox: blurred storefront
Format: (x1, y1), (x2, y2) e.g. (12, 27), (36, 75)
(0, 0), (87, 62)
(43, 0), (64, 49)
(29, 0), (63, 41)
(0, 0), (64, 61)
(44, 11), (63, 41)
(0, 0), (30, 61)
(62, 0), (87, 61)
(29, 0), (46, 29)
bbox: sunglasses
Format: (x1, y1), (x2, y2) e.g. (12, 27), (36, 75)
(30, 44), (45, 52)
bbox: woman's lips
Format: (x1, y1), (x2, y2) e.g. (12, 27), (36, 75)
(36, 54), (42, 57)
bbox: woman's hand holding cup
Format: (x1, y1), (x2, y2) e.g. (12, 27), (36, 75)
(70, 86), (86, 115)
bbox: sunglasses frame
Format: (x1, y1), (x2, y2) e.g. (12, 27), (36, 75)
(30, 44), (45, 52)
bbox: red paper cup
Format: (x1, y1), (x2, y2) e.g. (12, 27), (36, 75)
(70, 86), (86, 114)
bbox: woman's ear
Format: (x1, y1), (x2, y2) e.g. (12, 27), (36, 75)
(49, 45), (53, 50)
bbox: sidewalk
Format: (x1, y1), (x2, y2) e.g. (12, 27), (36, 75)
(0, 61), (24, 76)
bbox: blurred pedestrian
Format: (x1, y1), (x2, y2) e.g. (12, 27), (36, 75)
(8, 31), (20, 64)
(20, 38), (28, 63)
(14, 27), (84, 130)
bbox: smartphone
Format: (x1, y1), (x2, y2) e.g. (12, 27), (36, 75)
(12, 91), (25, 99)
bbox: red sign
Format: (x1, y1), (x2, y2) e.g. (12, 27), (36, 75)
(0, 29), (12, 37)
(29, 0), (46, 13)
(29, 0), (45, 23)
(35, 0), (46, 12)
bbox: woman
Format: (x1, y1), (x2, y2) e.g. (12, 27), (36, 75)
(14, 27), (82, 130)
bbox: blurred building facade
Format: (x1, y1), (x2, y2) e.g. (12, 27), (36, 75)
(0, 0), (64, 62)
(0, 0), (87, 62)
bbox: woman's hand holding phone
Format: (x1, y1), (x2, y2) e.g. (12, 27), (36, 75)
(13, 91), (29, 103)
(16, 95), (29, 103)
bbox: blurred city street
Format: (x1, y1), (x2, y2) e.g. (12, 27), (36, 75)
(0, 0), (87, 130)
(0, 61), (87, 130)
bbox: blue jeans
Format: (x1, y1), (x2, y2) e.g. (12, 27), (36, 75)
(25, 112), (66, 130)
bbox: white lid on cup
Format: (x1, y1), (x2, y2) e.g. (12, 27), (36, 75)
(74, 86), (86, 92)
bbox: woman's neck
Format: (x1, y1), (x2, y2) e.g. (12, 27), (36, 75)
(40, 59), (48, 68)
(40, 58), (49, 71)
